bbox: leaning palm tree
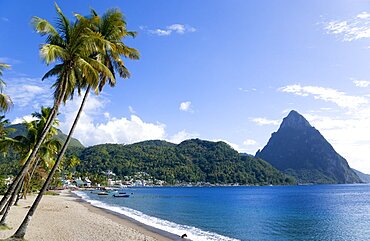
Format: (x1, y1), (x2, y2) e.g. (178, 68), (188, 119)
(12, 8), (139, 238)
(0, 3), (111, 212)
(0, 63), (13, 112)
(0, 107), (60, 228)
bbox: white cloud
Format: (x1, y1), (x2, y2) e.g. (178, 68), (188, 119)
(11, 115), (38, 124)
(357, 12), (370, 20)
(148, 24), (196, 36)
(238, 87), (249, 92)
(167, 24), (196, 34)
(353, 79), (370, 88)
(324, 12), (370, 41)
(167, 24), (186, 34)
(169, 130), (199, 144)
(6, 77), (52, 108)
(238, 87), (257, 92)
(1, 17), (9, 22)
(279, 84), (368, 109)
(251, 117), (280, 126)
(243, 139), (257, 145)
(149, 29), (171, 36)
(103, 112), (110, 119)
(59, 94), (198, 147)
(179, 101), (192, 112)
(128, 106), (136, 114)
(59, 95), (166, 146)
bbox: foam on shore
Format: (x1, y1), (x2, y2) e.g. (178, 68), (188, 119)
(73, 191), (239, 241)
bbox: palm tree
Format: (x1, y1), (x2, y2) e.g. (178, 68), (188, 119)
(0, 63), (12, 112)
(12, 8), (139, 239)
(0, 107), (60, 228)
(0, 115), (13, 139)
(0, 3), (111, 212)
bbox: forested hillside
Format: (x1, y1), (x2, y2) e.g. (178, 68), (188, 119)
(67, 139), (295, 185)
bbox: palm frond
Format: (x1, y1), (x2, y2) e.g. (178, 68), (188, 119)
(42, 64), (64, 80)
(40, 44), (69, 64)
(0, 93), (13, 113)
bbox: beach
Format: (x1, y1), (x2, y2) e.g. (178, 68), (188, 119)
(0, 190), (174, 241)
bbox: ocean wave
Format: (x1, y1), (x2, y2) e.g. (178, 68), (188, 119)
(73, 191), (239, 241)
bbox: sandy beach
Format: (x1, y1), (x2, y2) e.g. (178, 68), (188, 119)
(0, 191), (175, 241)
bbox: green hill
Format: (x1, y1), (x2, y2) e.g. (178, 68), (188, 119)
(0, 125), (294, 185)
(69, 139), (294, 185)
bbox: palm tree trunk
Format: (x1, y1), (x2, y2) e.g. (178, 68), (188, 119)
(0, 88), (65, 212)
(19, 159), (41, 202)
(14, 176), (25, 206)
(0, 176), (22, 226)
(12, 86), (90, 239)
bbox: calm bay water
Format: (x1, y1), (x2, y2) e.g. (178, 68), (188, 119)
(76, 184), (370, 241)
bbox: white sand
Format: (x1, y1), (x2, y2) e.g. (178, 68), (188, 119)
(0, 191), (173, 241)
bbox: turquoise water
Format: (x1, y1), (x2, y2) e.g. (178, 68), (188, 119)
(76, 184), (370, 241)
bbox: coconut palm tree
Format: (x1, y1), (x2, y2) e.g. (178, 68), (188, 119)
(12, 8), (139, 238)
(0, 63), (12, 113)
(0, 3), (112, 212)
(0, 107), (61, 228)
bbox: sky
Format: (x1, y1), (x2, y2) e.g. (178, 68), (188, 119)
(1, 0), (370, 173)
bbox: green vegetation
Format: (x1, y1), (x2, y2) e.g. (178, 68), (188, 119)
(67, 139), (295, 185)
(0, 139), (295, 186)
(8, 123), (83, 149)
(0, 176), (8, 195)
(0, 224), (12, 230)
(43, 190), (59, 196)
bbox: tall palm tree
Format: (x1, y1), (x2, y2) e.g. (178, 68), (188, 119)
(0, 63), (12, 112)
(0, 107), (60, 228)
(12, 8), (139, 238)
(0, 3), (111, 212)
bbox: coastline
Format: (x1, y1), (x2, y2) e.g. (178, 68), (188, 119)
(70, 191), (185, 241)
(0, 190), (182, 241)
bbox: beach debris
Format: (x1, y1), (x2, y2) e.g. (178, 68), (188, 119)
(181, 233), (188, 238)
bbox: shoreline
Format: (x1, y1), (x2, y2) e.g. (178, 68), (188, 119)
(70, 191), (185, 241)
(0, 190), (184, 241)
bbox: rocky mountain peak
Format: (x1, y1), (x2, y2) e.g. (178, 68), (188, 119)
(255, 110), (361, 184)
(279, 110), (312, 130)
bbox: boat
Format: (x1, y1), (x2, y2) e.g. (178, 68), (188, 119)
(113, 193), (130, 198)
(97, 191), (109, 195)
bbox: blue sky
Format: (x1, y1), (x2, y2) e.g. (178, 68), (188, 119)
(1, 0), (370, 173)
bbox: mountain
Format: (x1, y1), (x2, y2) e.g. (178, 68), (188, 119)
(352, 169), (370, 183)
(256, 110), (361, 184)
(68, 139), (295, 185)
(8, 123), (84, 148)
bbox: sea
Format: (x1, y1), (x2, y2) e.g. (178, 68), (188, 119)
(74, 184), (370, 241)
